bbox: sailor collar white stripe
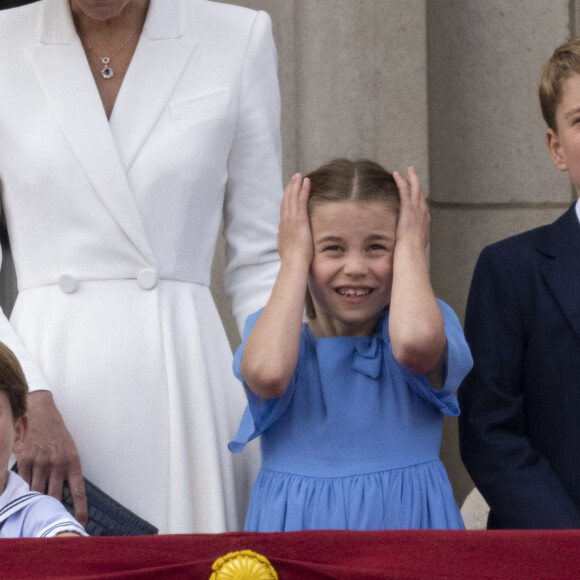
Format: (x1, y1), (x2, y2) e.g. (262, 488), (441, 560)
(0, 474), (43, 524)
(39, 520), (84, 538)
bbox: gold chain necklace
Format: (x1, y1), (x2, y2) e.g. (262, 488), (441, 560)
(85, 28), (139, 80)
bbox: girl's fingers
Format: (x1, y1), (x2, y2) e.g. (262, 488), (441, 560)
(288, 174), (310, 212)
(299, 177), (310, 201)
(406, 167), (425, 200)
(407, 166), (418, 189)
(283, 173), (303, 200)
(393, 170), (408, 190)
(393, 171), (411, 203)
(280, 173), (311, 235)
(297, 178), (310, 214)
(395, 167), (426, 203)
(394, 167), (430, 243)
(278, 172), (313, 262)
(281, 173), (303, 216)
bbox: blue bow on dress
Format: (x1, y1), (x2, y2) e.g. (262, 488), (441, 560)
(353, 336), (383, 379)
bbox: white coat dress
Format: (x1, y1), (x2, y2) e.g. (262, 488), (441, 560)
(0, 0), (282, 534)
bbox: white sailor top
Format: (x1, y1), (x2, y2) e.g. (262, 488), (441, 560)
(0, 471), (87, 537)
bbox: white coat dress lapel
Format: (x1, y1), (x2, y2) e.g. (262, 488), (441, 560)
(110, 0), (198, 173)
(28, 0), (155, 264)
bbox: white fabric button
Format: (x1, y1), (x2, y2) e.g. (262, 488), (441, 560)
(58, 274), (78, 294)
(137, 269), (157, 290)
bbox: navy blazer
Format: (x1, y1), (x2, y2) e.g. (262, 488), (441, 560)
(459, 204), (580, 529)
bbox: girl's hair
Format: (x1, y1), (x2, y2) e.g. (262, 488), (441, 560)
(0, 342), (28, 420)
(304, 158), (400, 319)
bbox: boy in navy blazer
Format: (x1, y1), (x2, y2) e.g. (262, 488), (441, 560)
(459, 37), (580, 529)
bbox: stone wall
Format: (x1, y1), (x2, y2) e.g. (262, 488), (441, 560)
(210, 0), (576, 506)
(1, 0), (576, 508)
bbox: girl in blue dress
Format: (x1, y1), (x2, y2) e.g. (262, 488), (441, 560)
(229, 159), (473, 531)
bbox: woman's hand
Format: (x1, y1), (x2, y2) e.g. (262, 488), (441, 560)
(393, 166), (430, 250)
(278, 173), (313, 268)
(16, 391), (88, 527)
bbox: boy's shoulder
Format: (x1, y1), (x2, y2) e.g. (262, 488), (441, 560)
(0, 471), (86, 538)
(481, 203), (578, 263)
(0, 470), (42, 513)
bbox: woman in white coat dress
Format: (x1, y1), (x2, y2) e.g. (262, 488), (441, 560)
(0, 0), (282, 534)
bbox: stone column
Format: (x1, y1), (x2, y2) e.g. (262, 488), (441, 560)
(427, 0), (573, 503)
(213, 0), (429, 349)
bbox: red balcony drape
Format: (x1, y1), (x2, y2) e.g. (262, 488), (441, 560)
(0, 529), (578, 579)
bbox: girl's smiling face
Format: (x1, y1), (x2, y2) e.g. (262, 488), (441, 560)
(308, 200), (397, 338)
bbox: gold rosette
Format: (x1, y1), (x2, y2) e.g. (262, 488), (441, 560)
(210, 549), (278, 580)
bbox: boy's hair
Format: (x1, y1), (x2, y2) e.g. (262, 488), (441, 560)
(0, 342), (28, 420)
(304, 158), (400, 319)
(539, 36), (580, 131)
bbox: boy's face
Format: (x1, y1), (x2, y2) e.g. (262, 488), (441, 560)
(547, 72), (580, 197)
(0, 391), (26, 494)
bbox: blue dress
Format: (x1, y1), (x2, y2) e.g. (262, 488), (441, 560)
(229, 300), (473, 531)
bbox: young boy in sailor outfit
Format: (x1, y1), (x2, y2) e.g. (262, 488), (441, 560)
(0, 342), (86, 537)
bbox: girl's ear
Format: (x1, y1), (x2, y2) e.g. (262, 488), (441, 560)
(12, 415), (28, 455)
(546, 128), (568, 171)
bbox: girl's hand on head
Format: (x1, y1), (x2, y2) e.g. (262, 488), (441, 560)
(393, 167), (430, 249)
(278, 173), (313, 266)
(243, 174), (312, 399)
(389, 168), (445, 378)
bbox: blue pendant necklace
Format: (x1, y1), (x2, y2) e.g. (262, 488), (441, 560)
(86, 28), (139, 80)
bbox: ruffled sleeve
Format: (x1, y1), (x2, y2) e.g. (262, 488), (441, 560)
(229, 308), (298, 453)
(387, 299), (473, 416)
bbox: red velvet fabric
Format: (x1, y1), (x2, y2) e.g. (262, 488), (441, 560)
(0, 530), (578, 579)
